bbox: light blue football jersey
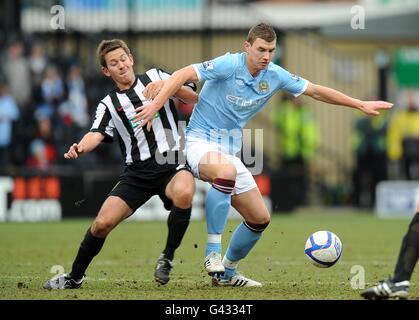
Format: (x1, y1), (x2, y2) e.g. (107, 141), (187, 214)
(186, 52), (308, 154)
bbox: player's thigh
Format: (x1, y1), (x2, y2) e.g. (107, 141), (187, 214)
(94, 196), (133, 230)
(198, 152), (236, 182)
(164, 169), (195, 203)
(186, 140), (235, 182)
(231, 188), (270, 224)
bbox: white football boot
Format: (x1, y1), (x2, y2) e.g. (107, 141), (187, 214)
(361, 279), (410, 300)
(43, 273), (84, 290)
(212, 272), (262, 287)
(204, 252), (225, 275)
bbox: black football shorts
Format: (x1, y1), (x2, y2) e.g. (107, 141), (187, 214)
(108, 155), (191, 212)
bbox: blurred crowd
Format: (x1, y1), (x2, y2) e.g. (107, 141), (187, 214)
(0, 38), (196, 174)
(0, 39), (126, 174)
(352, 90), (419, 208)
(270, 91), (419, 210)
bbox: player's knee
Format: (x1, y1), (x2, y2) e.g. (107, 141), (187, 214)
(215, 164), (237, 181)
(244, 219), (270, 233)
(172, 183), (195, 208)
(91, 217), (114, 237)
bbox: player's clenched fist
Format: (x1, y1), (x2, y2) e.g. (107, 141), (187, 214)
(64, 143), (84, 159)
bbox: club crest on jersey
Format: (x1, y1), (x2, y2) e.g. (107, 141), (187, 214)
(258, 80), (269, 94)
(202, 61), (214, 71)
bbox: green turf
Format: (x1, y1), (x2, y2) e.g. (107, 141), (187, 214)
(0, 208), (417, 300)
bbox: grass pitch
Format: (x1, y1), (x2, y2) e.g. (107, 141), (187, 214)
(0, 208), (417, 300)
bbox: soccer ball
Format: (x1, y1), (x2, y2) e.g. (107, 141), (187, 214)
(304, 230), (343, 268)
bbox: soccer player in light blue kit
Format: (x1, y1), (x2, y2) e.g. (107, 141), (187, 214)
(136, 23), (393, 287)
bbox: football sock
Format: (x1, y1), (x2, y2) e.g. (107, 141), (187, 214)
(206, 234), (222, 256)
(392, 212), (419, 282)
(222, 256), (239, 279)
(70, 228), (105, 280)
(162, 206), (191, 261)
(205, 178), (235, 257)
(223, 221), (269, 278)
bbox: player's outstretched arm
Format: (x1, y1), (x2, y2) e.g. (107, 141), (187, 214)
(303, 82), (393, 115)
(143, 80), (198, 104)
(173, 85), (199, 104)
(134, 65), (198, 129)
(64, 132), (104, 159)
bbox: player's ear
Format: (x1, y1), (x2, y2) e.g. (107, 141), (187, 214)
(102, 66), (111, 77)
(244, 41), (251, 53)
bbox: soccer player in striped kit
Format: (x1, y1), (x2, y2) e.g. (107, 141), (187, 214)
(43, 39), (198, 289)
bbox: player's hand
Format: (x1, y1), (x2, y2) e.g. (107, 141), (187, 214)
(143, 80), (165, 100)
(64, 143), (84, 159)
(359, 100), (393, 116)
(133, 101), (159, 131)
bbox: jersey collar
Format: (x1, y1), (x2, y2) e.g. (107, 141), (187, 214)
(115, 75), (138, 94)
(237, 52), (268, 85)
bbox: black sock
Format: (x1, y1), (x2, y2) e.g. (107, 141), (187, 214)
(392, 212), (419, 282)
(162, 206), (191, 261)
(70, 228), (106, 280)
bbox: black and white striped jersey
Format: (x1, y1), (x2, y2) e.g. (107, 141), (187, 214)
(90, 68), (195, 164)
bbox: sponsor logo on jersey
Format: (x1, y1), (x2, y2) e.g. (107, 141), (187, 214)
(226, 95), (264, 110)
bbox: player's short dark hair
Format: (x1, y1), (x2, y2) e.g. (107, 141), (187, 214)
(97, 39), (131, 68)
(246, 23), (277, 45)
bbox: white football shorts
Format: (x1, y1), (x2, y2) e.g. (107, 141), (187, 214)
(185, 139), (257, 195)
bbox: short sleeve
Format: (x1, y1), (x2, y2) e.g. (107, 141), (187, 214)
(193, 52), (238, 82)
(276, 66), (308, 97)
(158, 68), (197, 91)
(90, 102), (115, 143)
(157, 68), (171, 80)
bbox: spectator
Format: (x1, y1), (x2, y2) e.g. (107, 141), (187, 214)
(351, 111), (389, 208)
(4, 40), (32, 109)
(54, 64), (89, 161)
(29, 42), (49, 88)
(29, 41), (49, 105)
(0, 82), (20, 169)
(26, 114), (56, 171)
(270, 93), (320, 210)
(59, 64), (89, 130)
(387, 91), (419, 180)
(40, 65), (66, 122)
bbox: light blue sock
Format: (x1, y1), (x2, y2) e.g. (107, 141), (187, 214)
(206, 234), (222, 256)
(205, 186), (231, 256)
(223, 222), (262, 278)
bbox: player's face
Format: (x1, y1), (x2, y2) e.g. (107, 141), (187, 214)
(245, 38), (276, 76)
(102, 48), (135, 89)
